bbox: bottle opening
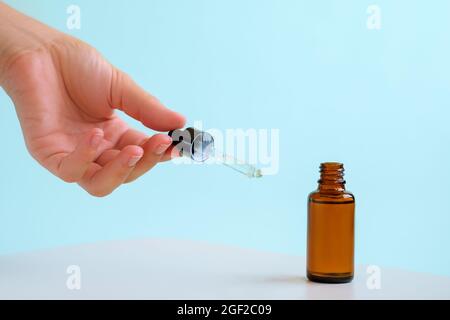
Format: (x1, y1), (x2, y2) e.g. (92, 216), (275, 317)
(318, 162), (346, 192)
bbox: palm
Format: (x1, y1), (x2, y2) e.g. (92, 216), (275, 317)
(6, 38), (185, 196)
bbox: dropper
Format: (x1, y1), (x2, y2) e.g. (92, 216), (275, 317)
(168, 127), (263, 179)
(215, 154), (263, 178)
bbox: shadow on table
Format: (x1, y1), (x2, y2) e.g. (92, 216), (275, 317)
(234, 273), (356, 299)
(261, 275), (309, 284)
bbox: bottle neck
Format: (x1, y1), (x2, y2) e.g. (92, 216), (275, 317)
(318, 163), (346, 194)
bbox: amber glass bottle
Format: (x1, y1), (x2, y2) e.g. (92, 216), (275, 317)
(307, 163), (355, 283)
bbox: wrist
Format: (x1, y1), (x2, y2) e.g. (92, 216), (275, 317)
(0, 2), (60, 86)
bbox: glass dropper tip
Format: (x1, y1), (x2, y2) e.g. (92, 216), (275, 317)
(219, 154), (263, 179)
(253, 169), (263, 178)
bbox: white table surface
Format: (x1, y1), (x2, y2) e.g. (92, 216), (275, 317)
(0, 238), (449, 300)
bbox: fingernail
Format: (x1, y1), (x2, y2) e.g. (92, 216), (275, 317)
(90, 134), (103, 148)
(155, 143), (171, 156)
(128, 155), (143, 167)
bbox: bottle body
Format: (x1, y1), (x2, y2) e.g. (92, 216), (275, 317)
(307, 163), (355, 283)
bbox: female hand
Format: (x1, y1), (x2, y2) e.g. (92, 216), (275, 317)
(0, 2), (186, 197)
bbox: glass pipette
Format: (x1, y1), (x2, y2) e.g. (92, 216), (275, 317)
(168, 127), (263, 178)
(215, 154), (263, 178)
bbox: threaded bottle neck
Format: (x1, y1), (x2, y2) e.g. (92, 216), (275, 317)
(318, 162), (346, 194)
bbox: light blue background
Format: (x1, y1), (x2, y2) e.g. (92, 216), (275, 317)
(1, 0), (449, 276)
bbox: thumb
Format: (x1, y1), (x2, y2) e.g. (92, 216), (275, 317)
(111, 69), (186, 131)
